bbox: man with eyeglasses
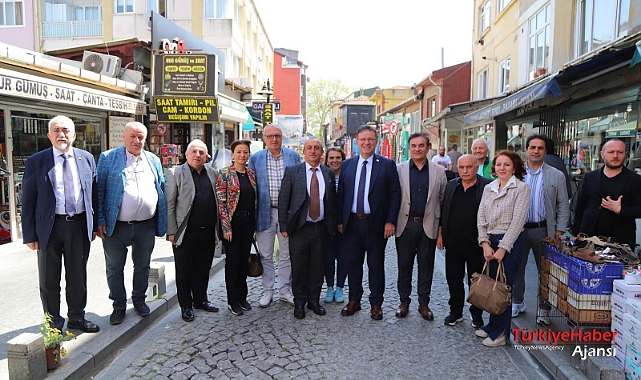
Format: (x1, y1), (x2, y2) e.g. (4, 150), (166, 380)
(248, 124), (301, 308)
(337, 125), (401, 320)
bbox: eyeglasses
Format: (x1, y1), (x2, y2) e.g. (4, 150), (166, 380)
(265, 134), (282, 139)
(358, 138), (377, 142)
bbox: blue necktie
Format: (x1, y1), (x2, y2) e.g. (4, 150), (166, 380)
(62, 154), (76, 216)
(356, 160), (368, 217)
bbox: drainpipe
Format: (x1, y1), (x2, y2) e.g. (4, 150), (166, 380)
(428, 75), (443, 144)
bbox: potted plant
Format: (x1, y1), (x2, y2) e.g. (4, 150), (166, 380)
(40, 314), (76, 370)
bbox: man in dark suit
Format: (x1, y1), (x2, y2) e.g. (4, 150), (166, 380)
(279, 138), (337, 319)
(572, 139), (641, 248)
(337, 125), (401, 320)
(22, 115), (99, 333)
(166, 139), (220, 322)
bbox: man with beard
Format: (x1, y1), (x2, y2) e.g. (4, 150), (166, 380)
(572, 139), (641, 248)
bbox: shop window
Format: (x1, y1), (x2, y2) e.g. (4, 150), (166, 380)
(0, 1), (24, 26)
(498, 57), (510, 95)
(477, 69), (489, 100)
(204, 0), (232, 19)
(576, 0), (630, 57)
(528, 4), (551, 81)
(479, 0), (490, 35)
(115, 0), (133, 14)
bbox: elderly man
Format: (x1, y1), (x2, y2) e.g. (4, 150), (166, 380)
(97, 122), (167, 325)
(438, 154), (491, 328)
(248, 124), (301, 307)
(166, 140), (220, 322)
(472, 139), (493, 179)
(22, 115), (100, 333)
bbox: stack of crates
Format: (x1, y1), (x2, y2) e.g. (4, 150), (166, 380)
(610, 278), (641, 378)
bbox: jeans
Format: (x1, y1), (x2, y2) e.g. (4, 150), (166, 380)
(103, 219), (156, 310)
(325, 233), (347, 288)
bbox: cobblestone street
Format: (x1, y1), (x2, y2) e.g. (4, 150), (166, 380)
(95, 240), (546, 379)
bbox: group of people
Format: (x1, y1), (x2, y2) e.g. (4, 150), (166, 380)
(24, 115), (641, 349)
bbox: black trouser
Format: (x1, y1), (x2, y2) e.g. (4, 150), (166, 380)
(173, 225), (216, 308)
(222, 212), (255, 306)
(445, 239), (484, 317)
(38, 214), (90, 330)
(289, 221), (329, 304)
(395, 220), (435, 306)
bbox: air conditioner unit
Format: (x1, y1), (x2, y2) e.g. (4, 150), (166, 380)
(82, 51), (121, 77)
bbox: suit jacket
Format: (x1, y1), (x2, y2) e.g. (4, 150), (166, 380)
(440, 174), (492, 246)
(538, 163), (570, 238)
(544, 154), (573, 199)
(22, 147), (97, 251)
(165, 163), (219, 245)
(395, 159), (447, 239)
(337, 154), (401, 232)
(97, 146), (167, 237)
(247, 147), (301, 232)
(572, 166), (641, 247)
(278, 163), (337, 237)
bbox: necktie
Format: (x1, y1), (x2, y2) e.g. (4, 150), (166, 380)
(62, 154), (76, 216)
(356, 160), (368, 217)
(309, 167), (320, 221)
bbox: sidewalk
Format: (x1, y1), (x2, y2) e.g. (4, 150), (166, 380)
(0, 237), (224, 380)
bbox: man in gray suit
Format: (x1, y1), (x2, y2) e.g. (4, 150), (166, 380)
(512, 134), (569, 325)
(166, 140), (220, 322)
(395, 132), (447, 320)
(279, 138), (337, 319)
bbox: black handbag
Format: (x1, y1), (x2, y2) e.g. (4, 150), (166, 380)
(247, 240), (263, 277)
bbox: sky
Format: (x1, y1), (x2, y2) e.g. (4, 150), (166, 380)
(253, 0), (474, 91)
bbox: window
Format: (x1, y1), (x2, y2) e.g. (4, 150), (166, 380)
(498, 58), (510, 95)
(528, 4), (551, 80)
(115, 0), (133, 13)
(147, 0), (166, 18)
(497, 0), (511, 14)
(43, 1), (101, 22)
(430, 98), (436, 117)
(577, 0), (630, 56)
(478, 69), (489, 100)
(204, 0), (232, 19)
(0, 1), (24, 26)
(479, 0), (490, 35)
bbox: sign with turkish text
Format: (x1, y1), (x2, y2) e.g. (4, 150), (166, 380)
(109, 116), (134, 149)
(154, 54), (217, 96)
(154, 96), (220, 122)
(263, 103), (274, 125)
(252, 101), (281, 112)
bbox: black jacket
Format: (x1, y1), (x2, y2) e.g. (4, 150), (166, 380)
(440, 174), (492, 246)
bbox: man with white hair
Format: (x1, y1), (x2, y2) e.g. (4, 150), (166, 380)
(97, 122), (167, 325)
(472, 139), (493, 179)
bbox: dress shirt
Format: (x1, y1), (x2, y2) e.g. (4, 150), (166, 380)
(525, 163), (546, 223)
(351, 155), (373, 214)
(52, 148), (84, 214)
(408, 159), (429, 216)
(117, 150), (158, 222)
(306, 163), (326, 222)
(266, 150), (285, 207)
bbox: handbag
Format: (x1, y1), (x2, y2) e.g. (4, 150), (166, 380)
(466, 261), (512, 315)
(247, 240), (263, 277)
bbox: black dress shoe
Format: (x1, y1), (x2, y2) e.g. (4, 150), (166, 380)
(294, 301), (306, 319)
(194, 302), (219, 312)
(67, 319), (100, 333)
(110, 309), (126, 325)
(239, 300), (252, 311)
(181, 307), (195, 322)
(306, 301), (326, 316)
(133, 302), (150, 317)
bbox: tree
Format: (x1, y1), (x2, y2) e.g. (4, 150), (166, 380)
(306, 78), (350, 141)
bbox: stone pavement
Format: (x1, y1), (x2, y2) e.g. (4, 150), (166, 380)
(93, 240), (551, 380)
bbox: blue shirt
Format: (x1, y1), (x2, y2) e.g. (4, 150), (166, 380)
(409, 159), (429, 217)
(525, 163), (546, 223)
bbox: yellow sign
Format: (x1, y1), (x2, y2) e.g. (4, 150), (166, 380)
(263, 103), (274, 125)
(154, 96), (220, 122)
(448, 135), (459, 143)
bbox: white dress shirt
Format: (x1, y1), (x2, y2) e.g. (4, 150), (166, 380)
(305, 162), (326, 222)
(351, 155), (373, 214)
(117, 150), (158, 222)
(52, 148), (84, 215)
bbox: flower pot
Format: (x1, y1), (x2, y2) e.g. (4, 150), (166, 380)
(45, 345), (61, 370)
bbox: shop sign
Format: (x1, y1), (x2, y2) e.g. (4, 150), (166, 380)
(263, 103), (274, 125)
(153, 54), (217, 96)
(252, 101), (281, 112)
(109, 116), (134, 149)
(0, 67), (141, 114)
(154, 96), (220, 122)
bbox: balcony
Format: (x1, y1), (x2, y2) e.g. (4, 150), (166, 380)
(42, 21), (103, 39)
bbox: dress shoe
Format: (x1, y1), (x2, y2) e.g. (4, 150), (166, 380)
(334, 287), (345, 303)
(395, 303), (409, 318)
(341, 301), (361, 316)
(418, 305), (434, 321)
(294, 302), (306, 319)
(259, 292), (273, 308)
(371, 305), (383, 320)
(133, 302), (150, 317)
(67, 319), (100, 333)
(239, 300), (252, 311)
(110, 309), (126, 325)
(482, 335), (506, 347)
(194, 302), (219, 312)
(228, 304), (244, 316)
(181, 307), (195, 322)
(307, 301), (327, 316)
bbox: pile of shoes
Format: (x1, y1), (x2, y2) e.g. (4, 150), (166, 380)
(542, 234), (640, 266)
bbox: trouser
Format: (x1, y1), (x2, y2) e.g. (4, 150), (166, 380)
(223, 213), (255, 305)
(256, 208), (291, 295)
(445, 239), (484, 317)
(325, 233), (347, 288)
(512, 226), (550, 310)
(173, 225), (216, 308)
(290, 221), (329, 304)
(395, 220), (435, 306)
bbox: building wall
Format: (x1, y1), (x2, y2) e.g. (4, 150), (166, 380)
(441, 62), (472, 108)
(0, 0), (36, 50)
(273, 52), (301, 115)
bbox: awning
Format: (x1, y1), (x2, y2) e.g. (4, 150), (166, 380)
(632, 42), (641, 68)
(589, 117), (611, 132)
(605, 121), (638, 138)
(242, 112), (255, 131)
(218, 94), (251, 123)
(464, 75), (562, 125)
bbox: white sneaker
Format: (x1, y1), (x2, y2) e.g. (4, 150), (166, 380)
(537, 309), (550, 325)
(259, 292), (273, 308)
(482, 335), (506, 347)
(280, 293), (295, 305)
(511, 303), (526, 317)
(475, 329), (488, 338)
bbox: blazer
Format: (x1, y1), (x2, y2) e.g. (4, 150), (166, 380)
(22, 147), (97, 251)
(440, 174), (492, 246)
(395, 159), (447, 239)
(247, 147), (301, 232)
(337, 153), (401, 232)
(544, 154), (573, 199)
(97, 146), (167, 237)
(278, 163), (337, 237)
(216, 163), (257, 234)
(165, 163), (219, 246)
(572, 166), (641, 247)
(537, 163), (570, 238)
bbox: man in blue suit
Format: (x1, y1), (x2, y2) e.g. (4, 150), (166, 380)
(96, 122), (167, 325)
(22, 115), (100, 333)
(338, 125), (401, 320)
